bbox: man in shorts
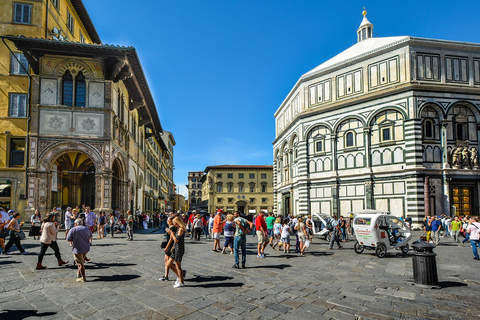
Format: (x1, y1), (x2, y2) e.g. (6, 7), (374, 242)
(66, 218), (92, 282)
(84, 207), (97, 233)
(265, 212), (276, 247)
(212, 209), (224, 252)
(255, 211), (269, 258)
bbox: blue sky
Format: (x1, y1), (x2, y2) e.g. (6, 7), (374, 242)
(84, 0), (480, 197)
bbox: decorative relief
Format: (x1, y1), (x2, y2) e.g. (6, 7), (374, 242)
(88, 82), (105, 108)
(449, 147), (479, 169)
(40, 111), (70, 135)
(40, 78), (58, 105)
(49, 116), (64, 130)
(73, 113), (104, 136)
(81, 118), (96, 131)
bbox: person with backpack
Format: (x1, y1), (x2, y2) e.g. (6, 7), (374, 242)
(328, 215), (343, 250)
(466, 217), (480, 260)
(232, 211), (253, 268)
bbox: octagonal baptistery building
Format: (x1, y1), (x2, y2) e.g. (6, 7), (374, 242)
(273, 11), (480, 226)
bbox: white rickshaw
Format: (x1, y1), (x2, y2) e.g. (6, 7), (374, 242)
(353, 210), (411, 258)
(311, 213), (332, 241)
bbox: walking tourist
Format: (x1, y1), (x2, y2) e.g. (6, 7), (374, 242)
(160, 217), (176, 281)
(109, 212), (115, 238)
(450, 216), (462, 242)
(266, 212), (275, 248)
(329, 215), (343, 250)
(97, 212), (106, 239)
(212, 209), (224, 252)
(29, 210), (42, 240)
(126, 210), (134, 241)
(66, 218), (92, 282)
(255, 211), (269, 257)
(36, 213), (68, 270)
(192, 214), (203, 241)
(280, 219), (291, 253)
(2, 212), (28, 255)
(222, 214), (235, 254)
(208, 213), (214, 239)
(64, 207), (75, 239)
(232, 211), (253, 268)
(85, 207), (97, 233)
(466, 217), (480, 260)
(272, 217), (282, 250)
(0, 207), (9, 252)
(169, 217), (186, 288)
(431, 216), (442, 245)
(296, 217), (307, 255)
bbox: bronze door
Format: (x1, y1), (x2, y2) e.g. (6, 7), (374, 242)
(452, 186), (473, 217)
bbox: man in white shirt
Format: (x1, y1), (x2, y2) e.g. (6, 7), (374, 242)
(466, 217), (480, 260)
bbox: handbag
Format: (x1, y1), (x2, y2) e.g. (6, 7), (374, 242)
(15, 230), (26, 240)
(160, 241), (167, 249)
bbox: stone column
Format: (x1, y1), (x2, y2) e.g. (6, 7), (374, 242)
(365, 180), (373, 209)
(95, 173), (103, 212)
(331, 182), (339, 217)
(363, 127), (372, 170)
(424, 176), (430, 217)
(441, 121), (451, 216)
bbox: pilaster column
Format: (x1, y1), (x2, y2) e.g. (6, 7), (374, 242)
(363, 127), (372, 170)
(365, 180), (373, 209)
(331, 182), (339, 217)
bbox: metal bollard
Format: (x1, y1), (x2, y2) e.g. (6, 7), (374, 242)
(411, 241), (440, 289)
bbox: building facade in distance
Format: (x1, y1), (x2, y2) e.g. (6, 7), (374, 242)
(187, 171), (203, 212)
(273, 11), (480, 226)
(201, 165), (273, 214)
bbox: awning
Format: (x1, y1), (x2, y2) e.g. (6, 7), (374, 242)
(248, 209), (256, 214)
(0, 184), (10, 193)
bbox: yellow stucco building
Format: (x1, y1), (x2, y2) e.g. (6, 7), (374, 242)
(201, 165), (274, 214)
(0, 0), (100, 213)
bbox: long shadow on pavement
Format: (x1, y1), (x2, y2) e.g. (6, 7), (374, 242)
(92, 274), (141, 282)
(92, 243), (127, 246)
(188, 275), (233, 282)
(0, 260), (20, 265)
(249, 264), (291, 269)
(439, 281), (468, 288)
(0, 310), (56, 320)
(68, 262), (137, 270)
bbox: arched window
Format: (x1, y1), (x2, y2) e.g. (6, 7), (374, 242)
(62, 70), (73, 106)
(75, 72), (86, 107)
(423, 119), (434, 139)
(345, 132), (355, 147)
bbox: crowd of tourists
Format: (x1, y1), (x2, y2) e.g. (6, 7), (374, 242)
(422, 214), (480, 259)
(1, 204), (480, 287)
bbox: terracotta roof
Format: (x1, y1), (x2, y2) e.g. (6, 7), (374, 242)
(71, 0), (101, 44)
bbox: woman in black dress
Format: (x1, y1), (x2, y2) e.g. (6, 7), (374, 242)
(29, 210), (42, 240)
(160, 217), (176, 281)
(169, 216), (186, 288)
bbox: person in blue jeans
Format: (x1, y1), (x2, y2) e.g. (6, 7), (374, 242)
(232, 211), (253, 269)
(466, 217), (480, 260)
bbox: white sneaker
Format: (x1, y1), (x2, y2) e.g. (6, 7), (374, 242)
(175, 278), (179, 285)
(173, 282), (185, 288)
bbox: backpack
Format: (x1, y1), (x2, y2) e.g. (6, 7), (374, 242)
(326, 219), (334, 231)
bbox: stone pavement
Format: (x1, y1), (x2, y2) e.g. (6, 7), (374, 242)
(1, 228), (479, 320)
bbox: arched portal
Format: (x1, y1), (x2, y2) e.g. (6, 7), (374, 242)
(51, 152), (96, 209)
(112, 159), (125, 211)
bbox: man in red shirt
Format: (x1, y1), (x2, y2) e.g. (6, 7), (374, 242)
(255, 211), (269, 258)
(212, 209), (224, 252)
(188, 211), (196, 238)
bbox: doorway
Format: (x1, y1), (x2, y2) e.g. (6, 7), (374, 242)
(52, 152), (96, 210)
(451, 186), (473, 216)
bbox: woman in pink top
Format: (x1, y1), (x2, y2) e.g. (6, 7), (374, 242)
(36, 213), (68, 270)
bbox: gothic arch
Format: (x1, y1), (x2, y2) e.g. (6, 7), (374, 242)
(51, 58), (96, 79)
(37, 141), (103, 173)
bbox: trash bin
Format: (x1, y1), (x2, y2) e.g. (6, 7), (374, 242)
(411, 241), (440, 288)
